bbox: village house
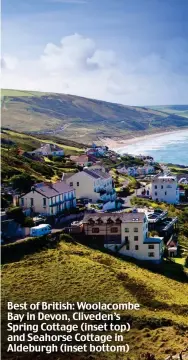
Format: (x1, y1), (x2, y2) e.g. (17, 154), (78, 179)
(86, 143), (108, 157)
(118, 165), (155, 177)
(29, 143), (64, 157)
(83, 212), (164, 263)
(65, 169), (117, 208)
(138, 207), (178, 240)
(16, 181), (76, 216)
(70, 154), (90, 167)
(149, 175), (179, 204)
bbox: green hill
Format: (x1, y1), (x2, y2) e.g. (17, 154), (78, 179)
(148, 105), (188, 119)
(1, 89), (188, 143)
(1, 237), (188, 360)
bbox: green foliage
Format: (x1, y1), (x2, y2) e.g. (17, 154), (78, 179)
(23, 216), (34, 228)
(59, 233), (74, 243)
(52, 156), (63, 162)
(29, 161), (54, 178)
(10, 173), (34, 193)
(6, 206), (25, 225)
(185, 256), (188, 268)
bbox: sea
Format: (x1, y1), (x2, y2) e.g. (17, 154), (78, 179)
(116, 129), (188, 166)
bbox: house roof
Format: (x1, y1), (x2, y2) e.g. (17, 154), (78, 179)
(83, 212), (146, 224)
(32, 181), (73, 198)
(83, 169), (111, 180)
(70, 155), (88, 163)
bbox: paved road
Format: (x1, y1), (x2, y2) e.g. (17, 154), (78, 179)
(123, 186), (145, 207)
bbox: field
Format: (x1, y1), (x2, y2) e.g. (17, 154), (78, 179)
(1, 237), (188, 360)
(1, 89), (188, 143)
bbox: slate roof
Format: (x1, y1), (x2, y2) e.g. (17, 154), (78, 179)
(83, 212), (145, 223)
(32, 181), (73, 198)
(83, 169), (111, 180)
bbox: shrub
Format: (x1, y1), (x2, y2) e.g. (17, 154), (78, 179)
(23, 217), (34, 228)
(6, 206), (25, 225)
(59, 234), (74, 243)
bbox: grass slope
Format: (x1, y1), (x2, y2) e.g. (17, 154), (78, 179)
(148, 105), (188, 119)
(1, 89), (188, 143)
(1, 129), (85, 186)
(1, 239), (188, 360)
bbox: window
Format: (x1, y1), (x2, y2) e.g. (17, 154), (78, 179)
(92, 228), (100, 233)
(161, 185), (163, 189)
(134, 236), (139, 241)
(148, 245), (154, 249)
(148, 252), (154, 257)
(125, 228), (129, 232)
(135, 245), (139, 250)
(43, 198), (46, 207)
(125, 236), (129, 241)
(21, 198), (24, 206)
(30, 198), (34, 206)
(155, 185), (157, 189)
(111, 227), (118, 233)
(165, 191), (167, 196)
(77, 182), (79, 186)
(134, 227), (138, 232)
(126, 244), (130, 250)
(70, 182), (73, 187)
(155, 192), (157, 196)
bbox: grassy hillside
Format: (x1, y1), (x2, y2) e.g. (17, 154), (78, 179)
(1, 238), (188, 360)
(148, 105), (188, 119)
(1, 89), (188, 143)
(1, 129), (85, 189)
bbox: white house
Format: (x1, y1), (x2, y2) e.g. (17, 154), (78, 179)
(83, 212), (164, 263)
(65, 169), (116, 205)
(30, 143), (64, 157)
(150, 175), (179, 204)
(16, 181), (76, 216)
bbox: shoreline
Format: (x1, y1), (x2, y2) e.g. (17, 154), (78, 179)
(100, 128), (188, 150)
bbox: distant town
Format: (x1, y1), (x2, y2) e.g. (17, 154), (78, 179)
(1, 130), (188, 269)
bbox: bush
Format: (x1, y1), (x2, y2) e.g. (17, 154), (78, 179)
(1, 235), (56, 264)
(23, 217), (34, 228)
(6, 206), (25, 225)
(59, 234), (74, 243)
(52, 156), (63, 162)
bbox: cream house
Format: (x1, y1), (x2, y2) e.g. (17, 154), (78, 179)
(17, 181), (76, 216)
(150, 175), (179, 204)
(83, 212), (164, 263)
(65, 169), (116, 204)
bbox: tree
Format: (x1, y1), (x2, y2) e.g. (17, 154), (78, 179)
(6, 206), (25, 225)
(10, 173), (34, 193)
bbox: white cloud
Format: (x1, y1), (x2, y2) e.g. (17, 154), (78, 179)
(1, 33), (188, 105)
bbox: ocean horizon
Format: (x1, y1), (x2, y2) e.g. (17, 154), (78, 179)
(116, 129), (188, 166)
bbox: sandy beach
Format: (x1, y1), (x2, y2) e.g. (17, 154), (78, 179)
(100, 129), (188, 150)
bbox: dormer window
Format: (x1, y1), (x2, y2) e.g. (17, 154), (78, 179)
(96, 218), (103, 224)
(88, 218), (95, 225)
(107, 217), (114, 224)
(115, 218), (122, 224)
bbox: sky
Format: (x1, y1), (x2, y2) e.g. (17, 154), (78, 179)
(1, 0), (188, 105)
